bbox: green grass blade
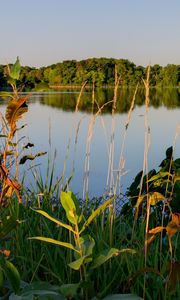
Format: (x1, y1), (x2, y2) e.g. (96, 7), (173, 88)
(31, 209), (76, 233)
(28, 236), (80, 253)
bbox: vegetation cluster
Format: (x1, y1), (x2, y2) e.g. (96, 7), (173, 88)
(0, 59), (180, 299)
(0, 57), (180, 91)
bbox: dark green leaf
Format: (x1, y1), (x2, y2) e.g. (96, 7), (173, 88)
(3, 260), (20, 293)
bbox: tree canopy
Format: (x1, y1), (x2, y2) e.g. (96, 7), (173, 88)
(0, 58), (179, 91)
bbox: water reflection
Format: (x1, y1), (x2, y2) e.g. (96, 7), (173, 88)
(39, 88), (180, 113)
(0, 89), (179, 197)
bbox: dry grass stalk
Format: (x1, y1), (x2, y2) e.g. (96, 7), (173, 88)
(141, 65), (151, 298)
(106, 66), (120, 194)
(75, 81), (87, 113)
(114, 83), (139, 197)
(82, 100), (113, 202)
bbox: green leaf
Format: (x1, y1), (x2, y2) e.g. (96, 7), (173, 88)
(102, 294), (143, 300)
(80, 197), (113, 234)
(68, 256), (85, 270)
(91, 248), (135, 269)
(14, 282), (65, 299)
(60, 283), (80, 298)
(60, 191), (78, 225)
(9, 294), (34, 300)
(3, 260), (20, 293)
(10, 56), (21, 80)
(148, 172), (172, 182)
(29, 236), (80, 253)
(91, 248), (119, 269)
(31, 209), (75, 233)
(77, 235), (95, 258)
(174, 158), (180, 169)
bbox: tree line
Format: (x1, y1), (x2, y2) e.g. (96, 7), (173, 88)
(0, 58), (179, 91)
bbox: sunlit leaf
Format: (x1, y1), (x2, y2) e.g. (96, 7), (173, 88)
(31, 209), (76, 233)
(148, 172), (172, 182)
(166, 213), (180, 237)
(80, 197), (113, 234)
(149, 192), (165, 206)
(60, 191), (77, 225)
(148, 226), (164, 235)
(29, 236), (79, 253)
(5, 94), (30, 138)
(9, 56), (21, 80)
(0, 91), (14, 99)
(68, 256), (85, 270)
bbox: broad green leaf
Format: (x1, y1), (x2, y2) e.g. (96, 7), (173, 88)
(31, 209), (75, 233)
(29, 236), (80, 253)
(9, 294), (34, 300)
(102, 294), (143, 300)
(60, 191), (77, 225)
(60, 283), (80, 298)
(148, 172), (172, 182)
(149, 192), (165, 206)
(80, 197), (113, 234)
(14, 281), (65, 299)
(71, 192), (81, 217)
(91, 248), (119, 269)
(10, 56), (21, 80)
(174, 158), (180, 169)
(68, 256), (85, 270)
(91, 248), (135, 270)
(80, 235), (95, 256)
(3, 260), (20, 293)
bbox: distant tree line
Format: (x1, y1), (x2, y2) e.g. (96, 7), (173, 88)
(0, 58), (179, 91)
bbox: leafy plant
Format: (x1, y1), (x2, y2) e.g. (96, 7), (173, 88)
(29, 191), (135, 299)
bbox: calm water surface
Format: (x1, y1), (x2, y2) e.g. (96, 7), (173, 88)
(1, 89), (180, 198)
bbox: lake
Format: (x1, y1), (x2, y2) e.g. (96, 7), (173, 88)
(0, 88), (180, 199)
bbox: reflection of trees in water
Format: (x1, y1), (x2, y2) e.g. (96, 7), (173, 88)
(40, 88), (180, 113)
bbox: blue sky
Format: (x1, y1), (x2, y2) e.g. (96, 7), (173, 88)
(0, 0), (180, 67)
